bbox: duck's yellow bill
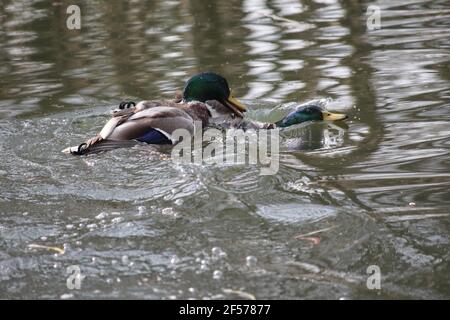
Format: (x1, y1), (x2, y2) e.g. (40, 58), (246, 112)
(322, 111), (347, 121)
(226, 94), (247, 113)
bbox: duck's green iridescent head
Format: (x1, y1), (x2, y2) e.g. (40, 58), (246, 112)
(276, 104), (347, 128)
(183, 72), (246, 116)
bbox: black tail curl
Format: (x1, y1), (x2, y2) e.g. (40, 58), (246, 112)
(118, 101), (136, 109)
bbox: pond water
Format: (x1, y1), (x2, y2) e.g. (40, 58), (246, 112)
(0, 0), (449, 299)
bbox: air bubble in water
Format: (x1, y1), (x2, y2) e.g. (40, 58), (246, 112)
(246, 255), (258, 268)
(211, 247), (227, 260)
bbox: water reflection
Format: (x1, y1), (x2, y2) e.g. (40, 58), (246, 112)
(0, 0), (450, 299)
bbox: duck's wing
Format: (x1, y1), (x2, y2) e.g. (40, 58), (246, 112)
(101, 100), (182, 139)
(62, 139), (142, 155)
(107, 106), (195, 142)
(111, 100), (178, 117)
(62, 106), (195, 155)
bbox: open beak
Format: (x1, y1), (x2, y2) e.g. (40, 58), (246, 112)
(322, 111), (348, 121)
(223, 91), (247, 117)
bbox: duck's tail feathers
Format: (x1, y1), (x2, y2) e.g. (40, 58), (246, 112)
(62, 140), (139, 156)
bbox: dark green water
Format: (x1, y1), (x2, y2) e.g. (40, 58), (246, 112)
(0, 0), (449, 299)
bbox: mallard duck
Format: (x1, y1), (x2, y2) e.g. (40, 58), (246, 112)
(275, 100), (347, 127)
(62, 72), (347, 155)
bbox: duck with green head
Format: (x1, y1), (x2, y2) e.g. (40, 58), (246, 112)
(62, 72), (347, 155)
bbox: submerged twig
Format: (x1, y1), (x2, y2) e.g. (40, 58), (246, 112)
(385, 213), (450, 223)
(222, 289), (256, 300)
(28, 244), (65, 254)
(295, 226), (336, 239)
(259, 12), (306, 28)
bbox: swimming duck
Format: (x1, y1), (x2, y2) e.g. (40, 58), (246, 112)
(62, 72), (347, 155)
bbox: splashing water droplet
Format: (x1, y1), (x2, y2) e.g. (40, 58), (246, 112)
(211, 247), (222, 256)
(213, 270), (223, 280)
(170, 256), (179, 265)
(111, 217), (124, 224)
(211, 247), (227, 260)
(86, 223), (97, 230)
(95, 212), (108, 220)
(137, 206), (146, 215)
